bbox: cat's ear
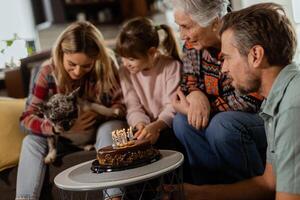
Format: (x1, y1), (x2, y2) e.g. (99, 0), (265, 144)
(68, 87), (80, 99)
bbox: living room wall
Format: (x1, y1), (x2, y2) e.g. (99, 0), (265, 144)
(0, 0), (38, 68)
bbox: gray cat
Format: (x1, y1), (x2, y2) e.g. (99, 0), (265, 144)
(38, 88), (120, 164)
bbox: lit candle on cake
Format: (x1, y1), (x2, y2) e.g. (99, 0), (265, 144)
(111, 127), (136, 149)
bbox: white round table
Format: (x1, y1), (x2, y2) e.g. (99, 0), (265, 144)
(54, 150), (184, 199)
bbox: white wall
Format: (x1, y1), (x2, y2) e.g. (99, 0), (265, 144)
(0, 0), (36, 40)
(0, 0), (37, 68)
(231, 0), (300, 63)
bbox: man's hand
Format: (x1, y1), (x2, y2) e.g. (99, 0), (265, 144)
(186, 91), (211, 130)
(172, 87), (189, 115)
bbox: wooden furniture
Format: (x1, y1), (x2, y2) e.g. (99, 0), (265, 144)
(4, 67), (25, 98)
(31, 0), (150, 26)
(3, 50), (51, 98)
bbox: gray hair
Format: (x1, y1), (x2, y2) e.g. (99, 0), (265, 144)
(171, 0), (230, 27)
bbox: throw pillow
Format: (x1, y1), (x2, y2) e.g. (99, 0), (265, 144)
(0, 98), (25, 171)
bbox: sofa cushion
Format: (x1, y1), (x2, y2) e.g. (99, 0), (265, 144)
(0, 98), (26, 171)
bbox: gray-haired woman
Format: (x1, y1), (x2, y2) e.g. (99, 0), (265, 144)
(170, 0), (267, 185)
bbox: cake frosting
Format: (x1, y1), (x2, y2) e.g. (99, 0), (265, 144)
(96, 127), (161, 169)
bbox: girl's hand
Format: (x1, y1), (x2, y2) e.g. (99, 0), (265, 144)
(186, 91), (211, 130)
(134, 122), (146, 138)
(136, 121), (167, 144)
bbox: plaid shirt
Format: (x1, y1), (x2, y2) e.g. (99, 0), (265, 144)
(20, 60), (125, 136)
(180, 43), (263, 114)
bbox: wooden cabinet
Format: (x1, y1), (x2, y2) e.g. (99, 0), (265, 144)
(63, 0), (123, 24)
(31, 0), (150, 26)
(4, 68), (25, 98)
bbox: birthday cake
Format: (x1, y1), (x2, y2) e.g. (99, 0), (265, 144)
(95, 128), (161, 171)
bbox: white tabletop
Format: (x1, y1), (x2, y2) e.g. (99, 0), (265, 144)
(54, 150), (184, 192)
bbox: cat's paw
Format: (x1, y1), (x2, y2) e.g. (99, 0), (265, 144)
(44, 149), (57, 164)
(82, 144), (95, 151)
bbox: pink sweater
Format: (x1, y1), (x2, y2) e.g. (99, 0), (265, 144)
(119, 55), (181, 127)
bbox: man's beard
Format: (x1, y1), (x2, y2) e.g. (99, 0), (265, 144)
(235, 75), (261, 96)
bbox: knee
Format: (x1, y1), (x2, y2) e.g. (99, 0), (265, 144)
(173, 113), (189, 137)
(22, 135), (47, 155)
(206, 112), (242, 144)
(209, 112), (243, 132)
(23, 134), (42, 146)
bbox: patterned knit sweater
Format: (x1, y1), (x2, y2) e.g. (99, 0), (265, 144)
(180, 43), (263, 114)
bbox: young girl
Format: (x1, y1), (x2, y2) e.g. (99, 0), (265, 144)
(117, 17), (181, 145)
(104, 17), (182, 200)
(16, 21), (126, 200)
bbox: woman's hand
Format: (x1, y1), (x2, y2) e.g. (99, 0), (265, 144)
(186, 91), (211, 130)
(172, 88), (189, 115)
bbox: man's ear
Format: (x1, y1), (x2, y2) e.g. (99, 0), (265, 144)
(248, 45), (264, 69)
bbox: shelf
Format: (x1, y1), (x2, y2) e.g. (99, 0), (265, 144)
(63, 0), (122, 24)
(64, 0), (116, 6)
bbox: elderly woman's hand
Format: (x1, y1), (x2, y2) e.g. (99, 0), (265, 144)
(186, 91), (211, 130)
(172, 87), (189, 115)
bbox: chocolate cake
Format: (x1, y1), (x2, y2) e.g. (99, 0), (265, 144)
(97, 139), (160, 169)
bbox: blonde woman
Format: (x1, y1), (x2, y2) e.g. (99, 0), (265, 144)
(16, 21), (126, 200)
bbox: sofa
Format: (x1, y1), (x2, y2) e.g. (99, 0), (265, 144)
(0, 51), (102, 200)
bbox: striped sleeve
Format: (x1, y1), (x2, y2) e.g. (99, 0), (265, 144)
(180, 44), (204, 95)
(20, 64), (57, 136)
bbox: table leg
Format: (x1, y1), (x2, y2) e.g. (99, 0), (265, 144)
(121, 165), (184, 200)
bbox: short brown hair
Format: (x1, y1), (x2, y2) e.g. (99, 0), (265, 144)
(220, 3), (297, 66)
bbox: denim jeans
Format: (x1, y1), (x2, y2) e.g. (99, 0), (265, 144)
(15, 120), (127, 200)
(173, 111), (267, 184)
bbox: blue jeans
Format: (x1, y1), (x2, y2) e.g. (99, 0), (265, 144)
(173, 111), (266, 184)
(15, 120), (127, 200)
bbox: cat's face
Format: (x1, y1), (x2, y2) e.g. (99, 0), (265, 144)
(38, 89), (79, 132)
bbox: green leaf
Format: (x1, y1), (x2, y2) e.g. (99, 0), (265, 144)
(6, 40), (14, 47)
(27, 46), (34, 55)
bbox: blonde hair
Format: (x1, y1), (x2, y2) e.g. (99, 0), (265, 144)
(52, 21), (119, 98)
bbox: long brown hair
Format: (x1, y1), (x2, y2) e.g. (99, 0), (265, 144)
(116, 17), (180, 61)
(52, 21), (119, 97)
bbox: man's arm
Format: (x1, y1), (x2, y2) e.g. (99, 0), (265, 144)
(183, 163), (275, 200)
(276, 193), (300, 200)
